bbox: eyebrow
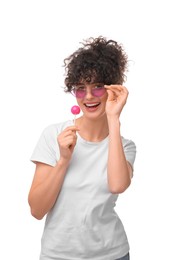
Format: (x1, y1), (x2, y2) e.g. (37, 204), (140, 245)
(76, 82), (102, 87)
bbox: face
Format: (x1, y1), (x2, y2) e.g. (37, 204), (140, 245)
(71, 83), (108, 120)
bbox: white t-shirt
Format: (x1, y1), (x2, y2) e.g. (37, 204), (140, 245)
(31, 120), (136, 260)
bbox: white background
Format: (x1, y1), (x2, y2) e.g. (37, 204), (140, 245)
(0, 0), (173, 259)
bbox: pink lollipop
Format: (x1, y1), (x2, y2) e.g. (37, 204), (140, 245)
(71, 105), (80, 125)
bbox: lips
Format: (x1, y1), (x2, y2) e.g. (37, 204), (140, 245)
(84, 102), (100, 108)
(83, 102), (101, 113)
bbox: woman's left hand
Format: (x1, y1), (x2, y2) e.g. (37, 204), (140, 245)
(105, 85), (129, 118)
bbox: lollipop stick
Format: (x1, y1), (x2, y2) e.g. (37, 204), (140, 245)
(74, 114), (76, 125)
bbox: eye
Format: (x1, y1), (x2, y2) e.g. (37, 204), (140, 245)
(94, 84), (104, 89)
(76, 86), (85, 91)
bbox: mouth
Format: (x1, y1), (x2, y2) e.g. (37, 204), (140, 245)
(84, 102), (100, 108)
(83, 102), (101, 112)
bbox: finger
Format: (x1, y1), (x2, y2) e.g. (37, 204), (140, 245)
(114, 85), (128, 95)
(106, 86), (128, 100)
(62, 130), (77, 137)
(106, 89), (117, 101)
(61, 136), (76, 148)
(59, 131), (77, 143)
(59, 128), (79, 140)
(105, 84), (122, 89)
(64, 126), (80, 132)
(68, 135), (77, 149)
(105, 85), (128, 93)
(106, 87), (124, 99)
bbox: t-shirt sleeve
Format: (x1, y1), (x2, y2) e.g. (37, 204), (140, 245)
(30, 125), (59, 167)
(122, 138), (136, 170)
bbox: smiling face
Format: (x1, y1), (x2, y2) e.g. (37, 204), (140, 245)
(74, 83), (108, 120)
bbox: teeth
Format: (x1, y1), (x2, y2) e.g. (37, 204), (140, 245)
(85, 103), (100, 107)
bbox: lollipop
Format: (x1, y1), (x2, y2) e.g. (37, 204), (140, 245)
(71, 105), (80, 125)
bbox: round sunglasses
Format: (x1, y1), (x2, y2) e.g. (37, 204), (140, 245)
(71, 84), (106, 98)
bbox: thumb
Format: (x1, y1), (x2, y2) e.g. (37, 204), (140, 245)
(106, 89), (115, 101)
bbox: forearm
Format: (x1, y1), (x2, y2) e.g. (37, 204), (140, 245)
(107, 117), (131, 194)
(28, 159), (69, 219)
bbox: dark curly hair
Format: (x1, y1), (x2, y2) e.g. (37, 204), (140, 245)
(64, 36), (128, 92)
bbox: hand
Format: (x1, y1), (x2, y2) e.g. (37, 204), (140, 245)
(105, 85), (129, 118)
(57, 126), (79, 161)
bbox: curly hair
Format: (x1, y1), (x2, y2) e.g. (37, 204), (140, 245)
(64, 36), (128, 92)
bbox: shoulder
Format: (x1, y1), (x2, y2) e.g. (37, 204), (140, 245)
(121, 136), (136, 151)
(30, 120), (73, 164)
(121, 136), (136, 167)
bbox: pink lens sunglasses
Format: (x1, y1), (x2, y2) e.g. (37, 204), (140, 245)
(71, 84), (106, 98)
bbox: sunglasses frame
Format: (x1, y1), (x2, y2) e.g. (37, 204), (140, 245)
(71, 84), (106, 99)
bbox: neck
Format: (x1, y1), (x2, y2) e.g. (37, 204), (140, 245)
(76, 115), (109, 142)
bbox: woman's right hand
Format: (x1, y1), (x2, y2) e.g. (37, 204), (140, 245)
(57, 126), (79, 161)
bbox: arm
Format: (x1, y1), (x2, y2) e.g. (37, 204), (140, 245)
(28, 160), (69, 220)
(107, 118), (132, 193)
(28, 125), (79, 220)
(105, 85), (133, 194)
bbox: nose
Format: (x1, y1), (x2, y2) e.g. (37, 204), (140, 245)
(85, 87), (94, 99)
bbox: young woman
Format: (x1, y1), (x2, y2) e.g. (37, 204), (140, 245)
(28, 36), (136, 260)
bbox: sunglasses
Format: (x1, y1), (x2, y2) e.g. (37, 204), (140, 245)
(71, 84), (106, 98)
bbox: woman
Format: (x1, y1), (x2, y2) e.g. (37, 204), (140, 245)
(28, 36), (136, 260)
